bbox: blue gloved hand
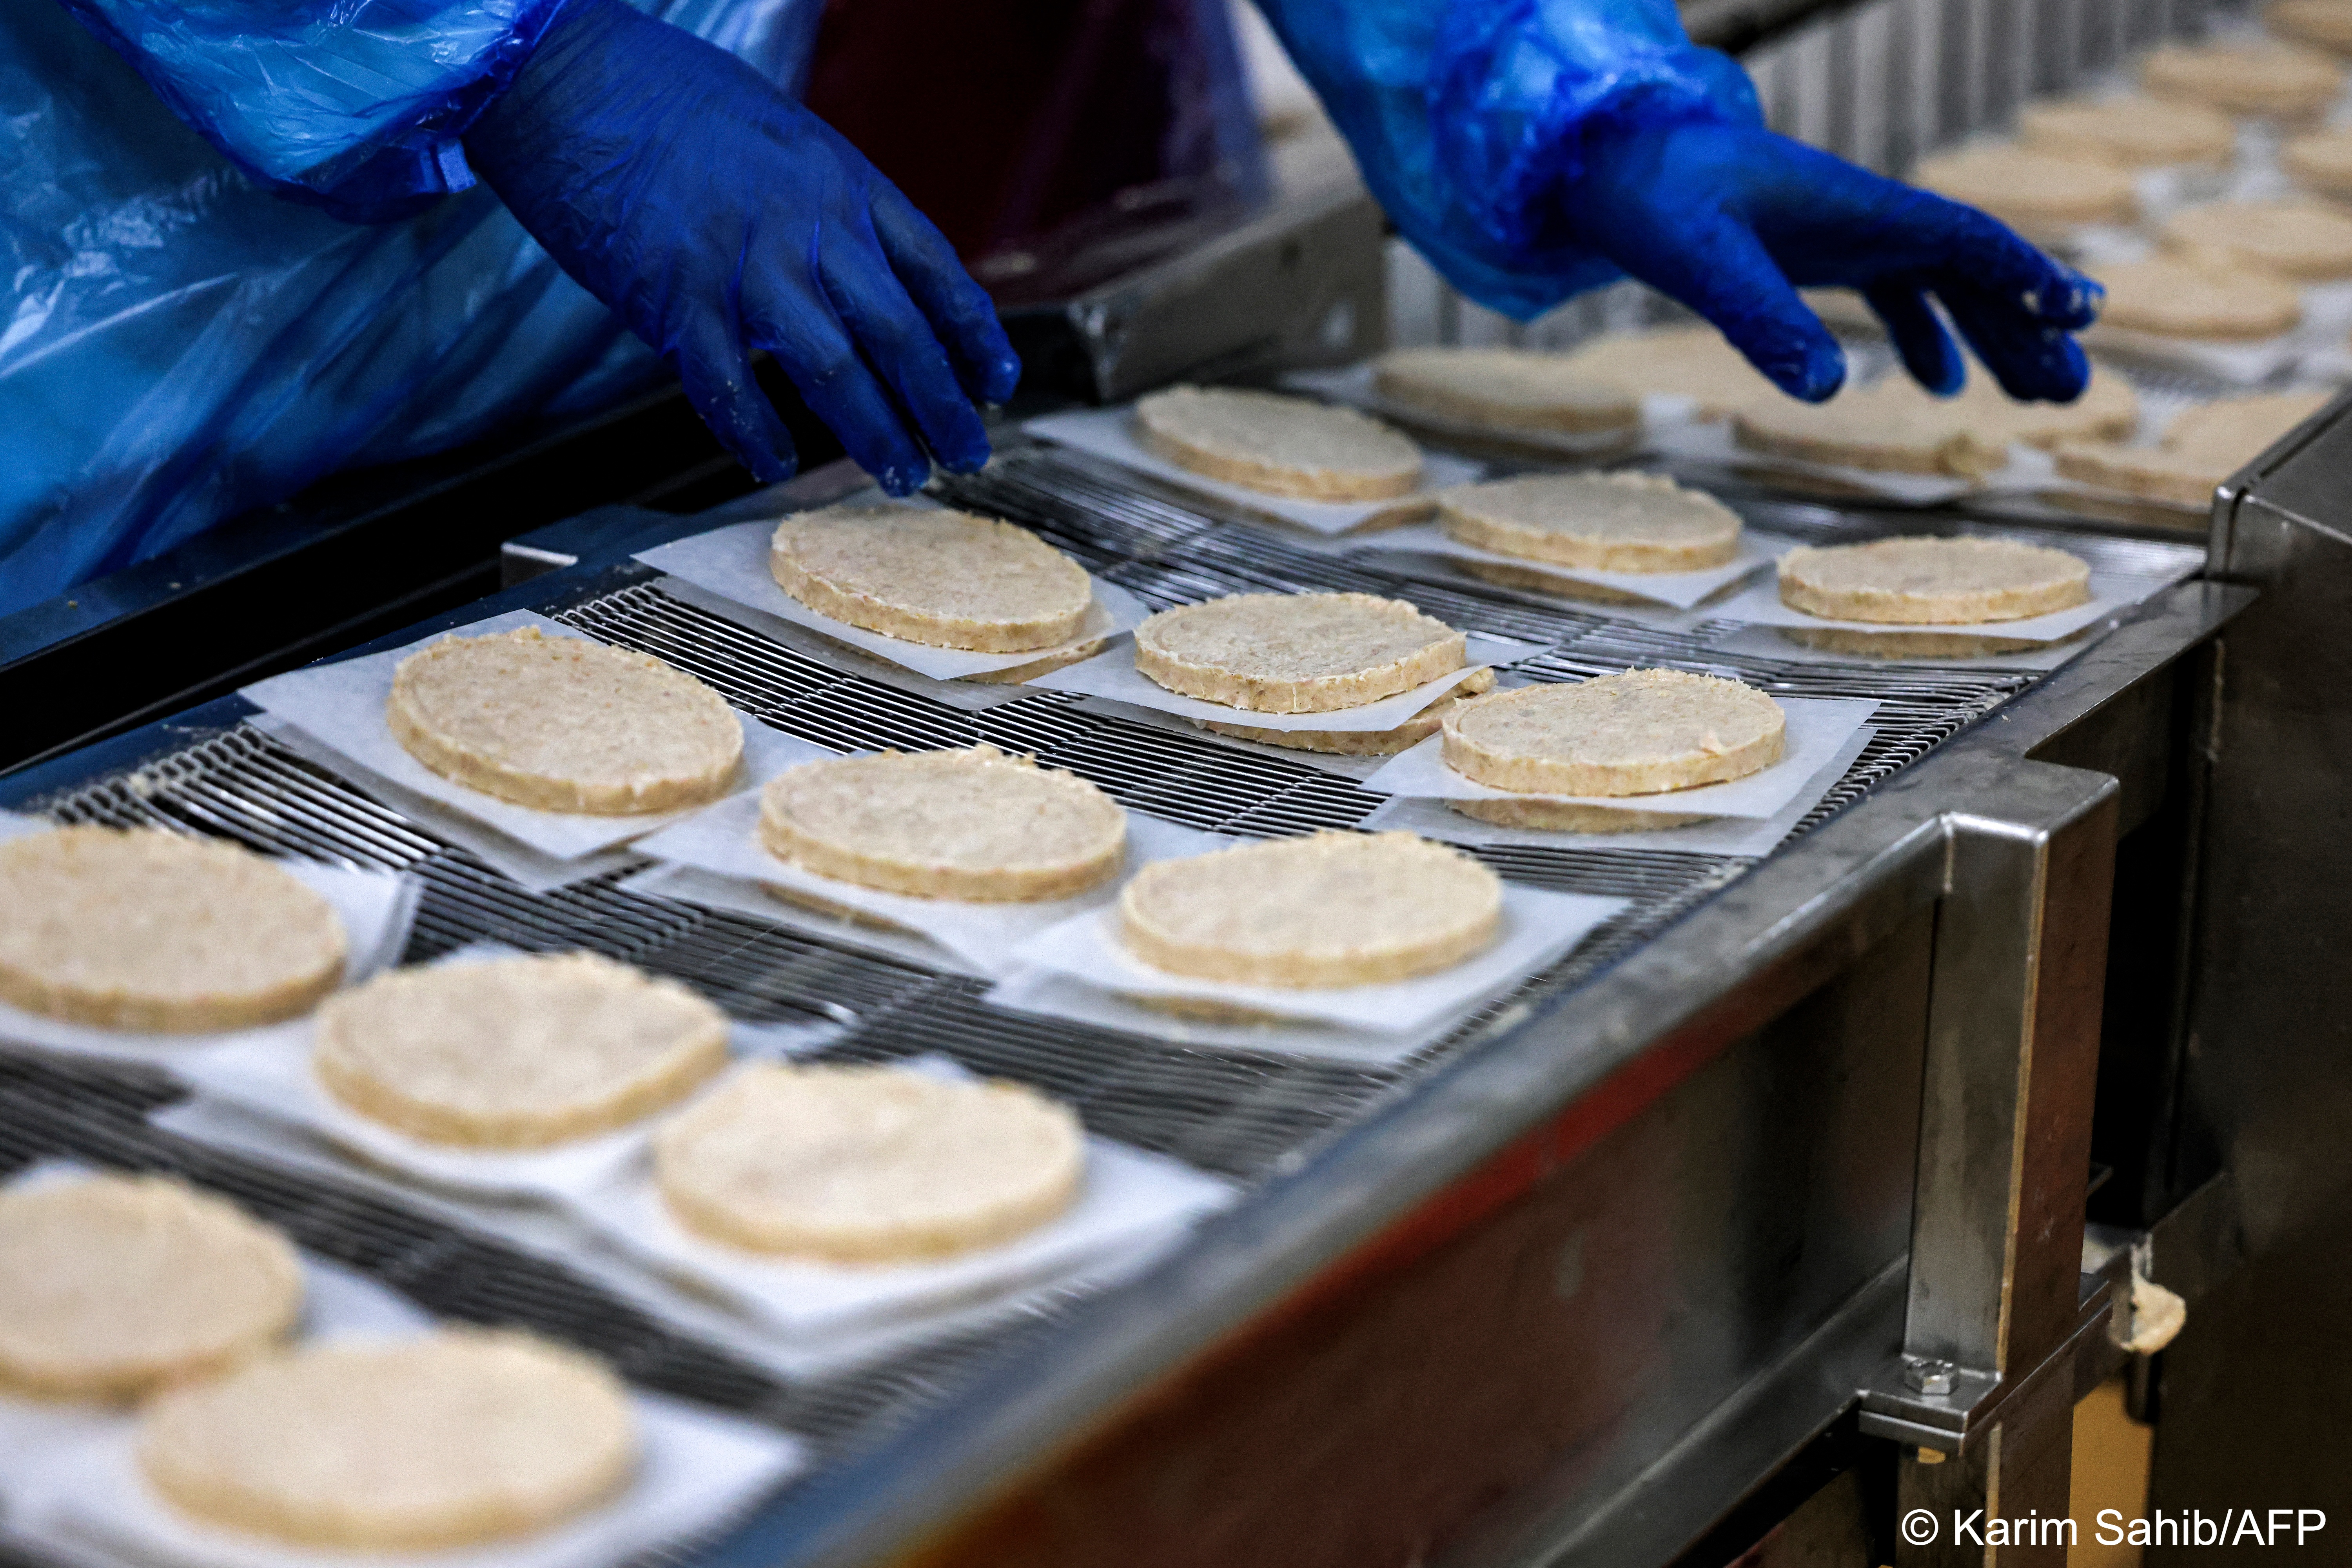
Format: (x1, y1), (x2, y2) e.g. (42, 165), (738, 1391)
(464, 0), (1020, 494)
(1558, 120), (2100, 403)
(1259, 0), (2098, 405)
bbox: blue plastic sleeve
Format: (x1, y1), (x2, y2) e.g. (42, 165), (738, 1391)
(1256, 0), (1759, 318)
(53, 0), (568, 218)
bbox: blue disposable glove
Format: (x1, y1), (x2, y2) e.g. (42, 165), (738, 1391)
(1261, 0), (2099, 403)
(464, 0), (1020, 494)
(1549, 121), (2100, 403)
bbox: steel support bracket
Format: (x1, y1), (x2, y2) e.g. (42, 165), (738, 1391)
(1882, 773), (2119, 1564)
(1858, 1281), (2118, 1452)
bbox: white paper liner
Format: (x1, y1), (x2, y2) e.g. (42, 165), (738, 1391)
(632, 765), (1232, 977)
(169, 946), (836, 1207)
(1062, 695), (1396, 782)
(633, 519), (1148, 681)
(245, 715), (645, 895)
(646, 575), (1039, 715)
(1648, 417), (1984, 506)
(1354, 695), (1877, 821)
(1361, 725), (1878, 858)
(2083, 320), (2308, 384)
(979, 968), (1460, 1064)
(617, 862), (985, 978)
(1715, 573), (2136, 643)
(1278, 363), (1641, 458)
(240, 610), (804, 864)
(1347, 522), (1792, 609)
(1009, 883), (1626, 1036)
(0, 835), (418, 1068)
(1706, 620), (2111, 672)
(569, 1057), (1236, 1337)
(1024, 632), (1527, 733)
(1022, 407), (1485, 536)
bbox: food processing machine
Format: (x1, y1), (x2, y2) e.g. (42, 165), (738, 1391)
(5, 0), (2349, 1561)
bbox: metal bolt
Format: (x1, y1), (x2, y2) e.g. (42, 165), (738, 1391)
(1904, 1356), (1958, 1396)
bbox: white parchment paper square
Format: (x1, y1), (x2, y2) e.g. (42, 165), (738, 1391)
(1646, 417), (1984, 506)
(618, 862), (984, 978)
(1706, 621), (2107, 672)
(633, 519), (1147, 681)
(1714, 575), (2137, 643)
(1061, 695), (1394, 781)
(171, 946), (835, 1206)
(2082, 321), (2308, 385)
(1362, 725), (1878, 857)
(1023, 407), (1484, 535)
(1354, 696), (1877, 820)
(240, 610), (802, 864)
(1009, 882), (1626, 1035)
(1024, 633), (1526, 733)
(0, 828), (417, 1067)
(633, 771), (1231, 977)
(1279, 363), (1641, 459)
(1348, 522), (1790, 609)
(244, 715), (645, 893)
(570, 1059), (1236, 1336)
(980, 969), (1460, 1065)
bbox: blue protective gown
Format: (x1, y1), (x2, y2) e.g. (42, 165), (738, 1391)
(2, 0), (1771, 617)
(0, 0), (822, 617)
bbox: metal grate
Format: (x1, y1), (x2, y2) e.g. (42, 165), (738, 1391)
(2, 446), (2205, 1503)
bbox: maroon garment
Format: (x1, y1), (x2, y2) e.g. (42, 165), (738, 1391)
(802, 0), (1247, 263)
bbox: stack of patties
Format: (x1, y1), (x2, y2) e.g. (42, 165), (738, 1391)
(755, 744), (1128, 915)
(0, 1172), (642, 1550)
(388, 626), (745, 813)
(769, 503), (1102, 682)
(1438, 670), (1790, 832)
(0, 826), (348, 1033)
(2054, 389), (2333, 506)
(1731, 368), (2140, 481)
(1772, 535), (2095, 657)
(1365, 345), (1639, 449)
(1131, 591), (1492, 756)
(1134, 385), (1425, 501)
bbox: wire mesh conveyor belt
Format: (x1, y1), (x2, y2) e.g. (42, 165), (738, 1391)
(0, 441), (2205, 1513)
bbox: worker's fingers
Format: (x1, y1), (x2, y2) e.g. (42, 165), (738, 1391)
(669, 314), (798, 484)
(1934, 277), (2092, 402)
(1755, 140), (2102, 330)
(871, 183), (1023, 405)
(1615, 211), (1847, 401)
(818, 233), (995, 475)
(1864, 283), (1964, 395)
(743, 277), (932, 495)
